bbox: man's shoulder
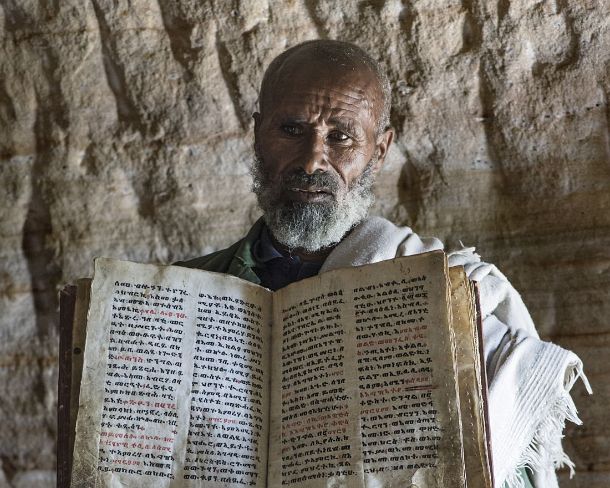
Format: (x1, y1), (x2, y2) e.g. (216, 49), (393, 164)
(174, 239), (244, 273)
(173, 218), (265, 277)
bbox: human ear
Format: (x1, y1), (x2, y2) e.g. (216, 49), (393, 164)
(372, 128), (394, 172)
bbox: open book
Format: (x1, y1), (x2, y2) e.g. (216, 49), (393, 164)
(58, 251), (493, 488)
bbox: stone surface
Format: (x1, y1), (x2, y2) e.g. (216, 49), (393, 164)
(0, 0), (608, 485)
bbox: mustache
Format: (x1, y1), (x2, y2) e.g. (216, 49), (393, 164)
(278, 169), (340, 194)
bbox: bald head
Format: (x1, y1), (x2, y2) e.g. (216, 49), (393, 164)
(259, 40), (391, 135)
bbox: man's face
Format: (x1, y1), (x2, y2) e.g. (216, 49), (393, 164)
(253, 58), (393, 252)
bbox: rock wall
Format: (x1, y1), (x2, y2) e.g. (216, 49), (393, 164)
(0, 0), (608, 486)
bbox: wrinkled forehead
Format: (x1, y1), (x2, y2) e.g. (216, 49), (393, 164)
(261, 57), (384, 126)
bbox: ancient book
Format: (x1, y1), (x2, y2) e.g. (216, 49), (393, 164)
(60, 251), (492, 488)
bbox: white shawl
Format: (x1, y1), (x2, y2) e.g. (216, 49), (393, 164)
(321, 217), (591, 488)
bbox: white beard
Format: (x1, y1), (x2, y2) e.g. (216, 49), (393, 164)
(251, 157), (376, 252)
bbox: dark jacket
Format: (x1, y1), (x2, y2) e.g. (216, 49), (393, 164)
(174, 219), (265, 285)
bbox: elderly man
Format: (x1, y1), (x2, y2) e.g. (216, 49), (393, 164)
(178, 40), (587, 488)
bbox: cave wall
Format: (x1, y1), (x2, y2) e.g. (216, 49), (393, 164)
(0, 0), (608, 486)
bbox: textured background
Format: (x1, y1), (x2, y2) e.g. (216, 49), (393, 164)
(0, 0), (608, 486)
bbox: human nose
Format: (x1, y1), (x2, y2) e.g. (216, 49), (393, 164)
(300, 133), (328, 174)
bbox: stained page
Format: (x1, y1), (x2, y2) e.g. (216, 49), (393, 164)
(449, 267), (493, 488)
(71, 258), (272, 488)
(268, 251), (466, 488)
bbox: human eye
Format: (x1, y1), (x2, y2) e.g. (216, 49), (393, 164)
(280, 124), (303, 136)
(328, 130), (350, 142)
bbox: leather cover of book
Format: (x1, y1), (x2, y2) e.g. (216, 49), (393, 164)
(58, 279), (92, 488)
(58, 285), (77, 488)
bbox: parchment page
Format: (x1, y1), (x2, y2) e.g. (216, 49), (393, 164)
(71, 258), (272, 488)
(268, 251), (465, 488)
(449, 267), (493, 488)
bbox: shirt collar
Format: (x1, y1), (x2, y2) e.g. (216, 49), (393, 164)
(253, 225), (289, 263)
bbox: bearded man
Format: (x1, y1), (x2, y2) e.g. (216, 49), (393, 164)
(177, 40), (588, 488)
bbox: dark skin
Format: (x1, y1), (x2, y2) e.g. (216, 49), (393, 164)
(253, 50), (394, 261)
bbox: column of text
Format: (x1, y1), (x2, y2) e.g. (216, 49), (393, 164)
(99, 281), (187, 480)
(184, 294), (266, 486)
(280, 290), (353, 485)
(354, 275), (440, 474)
